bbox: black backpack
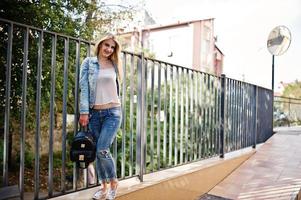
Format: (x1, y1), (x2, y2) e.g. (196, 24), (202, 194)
(70, 127), (96, 169)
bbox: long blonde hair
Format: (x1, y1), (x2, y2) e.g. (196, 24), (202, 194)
(94, 34), (123, 81)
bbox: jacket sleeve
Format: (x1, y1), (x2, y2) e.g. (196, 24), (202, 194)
(79, 57), (90, 114)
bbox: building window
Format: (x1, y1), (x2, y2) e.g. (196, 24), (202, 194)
(201, 25), (211, 67)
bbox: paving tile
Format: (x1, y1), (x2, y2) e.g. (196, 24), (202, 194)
(209, 127), (301, 200)
(199, 194), (232, 200)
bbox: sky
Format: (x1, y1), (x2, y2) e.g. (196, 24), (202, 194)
(143, 0), (301, 91)
(109, 0), (301, 91)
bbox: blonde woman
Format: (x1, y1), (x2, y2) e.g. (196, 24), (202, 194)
(79, 34), (123, 200)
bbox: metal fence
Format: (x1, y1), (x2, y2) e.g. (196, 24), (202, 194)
(274, 96), (301, 127)
(0, 18), (273, 199)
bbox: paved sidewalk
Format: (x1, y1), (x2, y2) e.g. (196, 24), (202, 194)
(208, 127), (301, 200)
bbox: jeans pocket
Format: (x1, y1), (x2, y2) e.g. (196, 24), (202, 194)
(110, 107), (121, 117)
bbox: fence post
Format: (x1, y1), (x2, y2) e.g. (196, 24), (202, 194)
(288, 98), (291, 127)
(3, 22), (13, 187)
(141, 52), (146, 181)
(253, 86), (258, 148)
(220, 74), (226, 158)
(136, 52), (145, 182)
(20, 27), (29, 199)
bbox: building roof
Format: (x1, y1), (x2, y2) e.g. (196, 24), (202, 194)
(143, 18), (215, 31)
(117, 17), (224, 57)
(117, 18), (215, 35)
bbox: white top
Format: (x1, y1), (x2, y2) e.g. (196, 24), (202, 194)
(94, 67), (120, 106)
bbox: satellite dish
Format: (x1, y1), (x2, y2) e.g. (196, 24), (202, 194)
(267, 25), (291, 56)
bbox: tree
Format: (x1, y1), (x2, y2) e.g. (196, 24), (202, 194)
(282, 80), (301, 98)
(0, 0), (137, 40)
(278, 80), (301, 125)
(0, 0), (138, 178)
(0, 0), (138, 130)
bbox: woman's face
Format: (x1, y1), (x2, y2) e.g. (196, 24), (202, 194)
(99, 39), (116, 59)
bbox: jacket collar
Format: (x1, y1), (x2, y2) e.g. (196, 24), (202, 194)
(91, 56), (117, 73)
(90, 56), (115, 66)
(90, 56), (98, 64)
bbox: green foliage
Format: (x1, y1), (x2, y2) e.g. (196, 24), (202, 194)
(53, 151), (63, 168)
(0, 0), (138, 175)
(282, 80), (301, 98)
(113, 60), (220, 176)
(0, 0), (220, 185)
(24, 150), (35, 168)
(275, 81), (301, 126)
(0, 0), (137, 40)
(0, 0), (138, 124)
(12, 148), (35, 169)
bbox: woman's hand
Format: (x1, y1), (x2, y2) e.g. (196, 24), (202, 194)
(79, 114), (89, 127)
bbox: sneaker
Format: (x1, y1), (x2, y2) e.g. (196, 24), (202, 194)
(106, 188), (117, 200)
(93, 189), (107, 200)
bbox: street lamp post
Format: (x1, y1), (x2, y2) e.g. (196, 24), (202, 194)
(267, 25), (291, 130)
(272, 55), (274, 92)
(267, 25), (292, 92)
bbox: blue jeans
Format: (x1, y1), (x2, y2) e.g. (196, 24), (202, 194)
(89, 106), (121, 182)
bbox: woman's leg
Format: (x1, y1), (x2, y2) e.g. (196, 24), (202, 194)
(96, 107), (121, 195)
(88, 163), (96, 185)
(89, 110), (108, 199)
(92, 180), (107, 200)
(110, 179), (118, 189)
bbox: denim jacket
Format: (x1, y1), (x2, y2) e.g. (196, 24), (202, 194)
(79, 56), (119, 114)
